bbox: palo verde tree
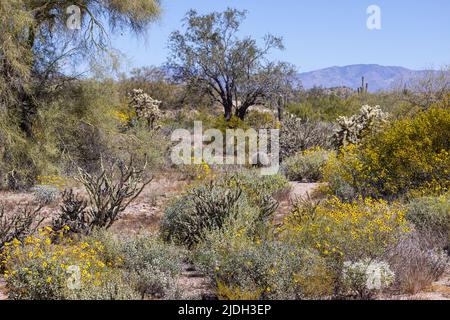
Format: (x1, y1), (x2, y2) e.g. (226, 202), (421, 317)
(0, 0), (161, 136)
(168, 8), (297, 120)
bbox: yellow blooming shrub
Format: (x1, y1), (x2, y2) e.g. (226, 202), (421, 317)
(283, 197), (410, 261)
(213, 115), (250, 133)
(216, 280), (264, 300)
(323, 107), (450, 199)
(0, 228), (122, 300)
(193, 207), (335, 300)
(112, 110), (132, 125)
(36, 175), (66, 190)
(185, 157), (212, 181)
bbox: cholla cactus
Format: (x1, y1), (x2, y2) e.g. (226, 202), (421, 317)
(333, 105), (388, 148)
(128, 89), (162, 129)
(343, 259), (395, 298)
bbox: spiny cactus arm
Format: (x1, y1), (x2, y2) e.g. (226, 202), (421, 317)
(0, 203), (45, 248)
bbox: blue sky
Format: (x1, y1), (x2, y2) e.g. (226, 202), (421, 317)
(112, 0), (450, 73)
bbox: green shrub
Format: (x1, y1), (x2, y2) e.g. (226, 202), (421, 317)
(1, 228), (184, 300)
(406, 194), (450, 249)
(282, 148), (332, 182)
(116, 234), (184, 299)
(67, 271), (140, 300)
(280, 115), (333, 161)
(245, 110), (277, 129)
(287, 92), (358, 122)
(193, 210), (334, 300)
(161, 171), (288, 248)
(0, 203), (44, 250)
(283, 197), (409, 261)
(160, 181), (245, 248)
(321, 145), (362, 200)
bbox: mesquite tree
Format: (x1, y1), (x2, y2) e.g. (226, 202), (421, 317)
(168, 8), (297, 120)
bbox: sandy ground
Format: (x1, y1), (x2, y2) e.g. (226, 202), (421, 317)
(0, 278), (6, 300)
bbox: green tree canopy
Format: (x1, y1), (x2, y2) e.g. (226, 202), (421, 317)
(168, 8), (298, 120)
(0, 0), (161, 134)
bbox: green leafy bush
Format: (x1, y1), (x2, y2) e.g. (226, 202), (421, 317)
(282, 148), (332, 182)
(67, 271), (140, 300)
(234, 170), (289, 196)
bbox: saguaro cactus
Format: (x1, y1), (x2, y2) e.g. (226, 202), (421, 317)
(357, 77), (369, 94)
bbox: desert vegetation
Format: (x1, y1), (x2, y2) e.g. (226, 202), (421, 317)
(0, 3), (449, 301)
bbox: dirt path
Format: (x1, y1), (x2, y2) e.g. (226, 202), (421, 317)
(111, 176), (188, 235)
(288, 182), (323, 201)
(0, 277), (7, 300)
(274, 182), (323, 224)
(177, 264), (214, 300)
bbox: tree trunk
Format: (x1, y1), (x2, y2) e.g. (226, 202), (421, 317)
(235, 106), (247, 120)
(224, 103), (233, 121)
(277, 95), (284, 122)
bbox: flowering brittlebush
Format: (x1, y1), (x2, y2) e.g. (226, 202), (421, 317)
(283, 197), (410, 260)
(0, 227), (120, 299)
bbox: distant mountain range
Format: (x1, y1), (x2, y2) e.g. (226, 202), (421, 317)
(298, 64), (433, 92)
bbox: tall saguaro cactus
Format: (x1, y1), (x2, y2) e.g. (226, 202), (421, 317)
(357, 77), (369, 94)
